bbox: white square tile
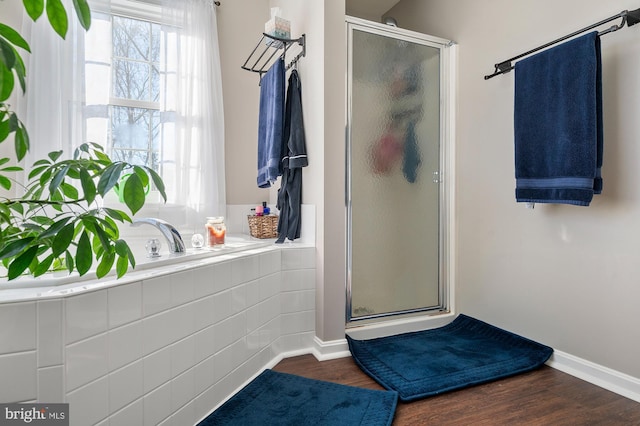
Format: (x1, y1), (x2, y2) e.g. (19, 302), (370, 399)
(143, 381), (172, 426)
(192, 265), (216, 299)
(170, 271), (195, 307)
(300, 268), (316, 290)
(211, 262), (232, 294)
(0, 351), (36, 402)
(231, 285), (246, 314)
(212, 290), (233, 324)
(143, 346), (171, 394)
(259, 250), (281, 276)
(109, 399), (143, 426)
(171, 368), (194, 413)
(193, 296), (215, 332)
(169, 303), (196, 343)
(244, 279), (261, 308)
(281, 249), (302, 270)
(171, 399), (195, 426)
(193, 356), (214, 396)
(260, 273), (281, 301)
(37, 365), (63, 402)
(65, 290), (108, 344)
(246, 304), (261, 335)
(109, 360), (144, 413)
(66, 333), (108, 391)
(142, 275), (172, 316)
(296, 247), (316, 269)
(193, 386), (219, 425)
(37, 300), (62, 367)
(66, 376), (108, 426)
(281, 270), (302, 292)
(170, 336), (195, 378)
(142, 312), (174, 355)
(194, 327), (215, 365)
(108, 282), (142, 328)
(231, 255), (260, 285)
(0, 302), (36, 354)
(108, 321), (143, 371)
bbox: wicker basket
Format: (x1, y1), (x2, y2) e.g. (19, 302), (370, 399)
(247, 214), (278, 239)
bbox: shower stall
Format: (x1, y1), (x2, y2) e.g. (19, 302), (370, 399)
(346, 17), (455, 327)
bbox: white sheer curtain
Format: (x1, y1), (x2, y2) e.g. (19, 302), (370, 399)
(18, 0), (85, 172)
(159, 0), (226, 229)
(17, 0), (225, 233)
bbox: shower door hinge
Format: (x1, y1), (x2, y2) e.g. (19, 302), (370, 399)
(432, 171), (441, 183)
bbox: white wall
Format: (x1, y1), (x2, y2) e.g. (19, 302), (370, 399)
(217, 0), (271, 205)
(389, 0), (640, 379)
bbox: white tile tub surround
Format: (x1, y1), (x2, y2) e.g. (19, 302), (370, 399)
(0, 244), (317, 426)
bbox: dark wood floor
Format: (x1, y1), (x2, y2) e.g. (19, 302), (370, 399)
(273, 355), (640, 425)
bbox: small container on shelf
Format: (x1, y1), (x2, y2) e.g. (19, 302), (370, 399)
(206, 217), (226, 247)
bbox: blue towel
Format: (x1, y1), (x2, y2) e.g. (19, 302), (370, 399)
(514, 32), (603, 206)
(257, 58), (285, 188)
(402, 121), (421, 183)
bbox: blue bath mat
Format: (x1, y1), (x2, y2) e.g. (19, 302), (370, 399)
(347, 314), (553, 402)
(198, 369), (398, 425)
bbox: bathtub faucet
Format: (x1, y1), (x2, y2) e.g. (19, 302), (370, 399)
(131, 218), (186, 253)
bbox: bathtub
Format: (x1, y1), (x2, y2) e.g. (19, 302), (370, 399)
(0, 234), (272, 292)
(0, 233), (317, 425)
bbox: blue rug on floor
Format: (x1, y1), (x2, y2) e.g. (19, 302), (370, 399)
(198, 369), (398, 426)
(347, 314), (553, 402)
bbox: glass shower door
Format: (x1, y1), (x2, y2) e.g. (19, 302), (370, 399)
(346, 20), (449, 323)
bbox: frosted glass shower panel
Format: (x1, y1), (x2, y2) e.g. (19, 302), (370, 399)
(348, 27), (442, 320)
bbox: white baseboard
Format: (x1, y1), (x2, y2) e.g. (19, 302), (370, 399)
(547, 350), (640, 403)
(311, 336), (351, 361)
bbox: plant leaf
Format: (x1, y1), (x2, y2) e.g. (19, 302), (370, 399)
(79, 168), (96, 205)
(145, 167), (167, 202)
(0, 23), (31, 52)
(72, 0), (91, 31)
(97, 162), (125, 196)
(0, 175), (11, 190)
(60, 182), (79, 199)
(51, 222), (75, 256)
(75, 231), (92, 275)
(0, 236), (35, 260)
(48, 150), (63, 162)
(28, 165), (48, 180)
(7, 245), (38, 280)
(37, 216), (71, 240)
(0, 38), (16, 70)
(33, 254), (54, 277)
(122, 172), (145, 215)
(116, 254), (128, 278)
(103, 207), (131, 223)
(0, 117), (9, 142)
(65, 249), (74, 273)
(48, 165), (70, 196)
(23, 0), (45, 22)
(46, 0), (69, 39)
(96, 251), (114, 278)
(0, 61), (15, 102)
(14, 125), (29, 161)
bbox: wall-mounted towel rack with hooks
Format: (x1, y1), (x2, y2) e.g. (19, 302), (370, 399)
(241, 33), (306, 78)
(484, 7), (640, 80)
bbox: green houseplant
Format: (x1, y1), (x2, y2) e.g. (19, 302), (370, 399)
(0, 0), (166, 280)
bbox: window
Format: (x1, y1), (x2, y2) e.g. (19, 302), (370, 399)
(22, 0), (225, 228)
(85, 13), (163, 174)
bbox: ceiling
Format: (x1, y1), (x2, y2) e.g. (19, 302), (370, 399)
(346, 0), (401, 20)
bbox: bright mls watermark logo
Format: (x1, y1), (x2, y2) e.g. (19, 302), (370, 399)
(0, 404), (68, 426)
